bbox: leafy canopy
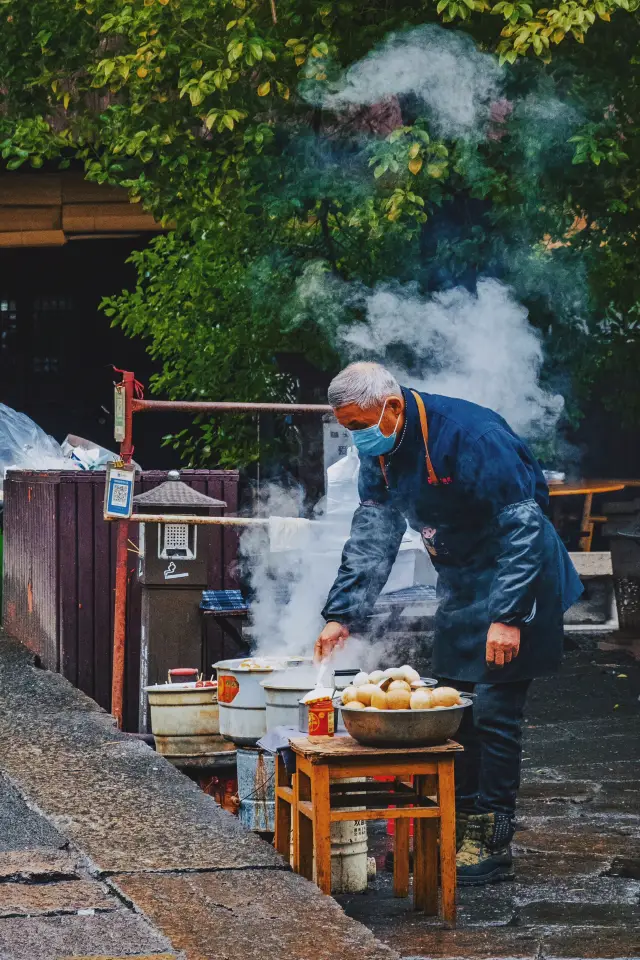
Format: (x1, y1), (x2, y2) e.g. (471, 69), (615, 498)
(1, 0), (640, 463)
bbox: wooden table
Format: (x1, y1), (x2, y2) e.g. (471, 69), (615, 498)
(549, 480), (626, 552)
(275, 735), (462, 926)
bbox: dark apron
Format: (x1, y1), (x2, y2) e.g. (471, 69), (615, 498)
(382, 392), (565, 684)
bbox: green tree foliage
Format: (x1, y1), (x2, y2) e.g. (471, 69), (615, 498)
(1, 0), (639, 462)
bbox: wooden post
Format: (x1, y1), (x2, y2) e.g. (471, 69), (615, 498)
(111, 370), (135, 729)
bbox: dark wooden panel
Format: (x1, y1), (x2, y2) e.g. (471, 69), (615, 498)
(93, 476), (112, 711)
(76, 476), (95, 698)
(2, 472), (58, 667)
(58, 476), (78, 685)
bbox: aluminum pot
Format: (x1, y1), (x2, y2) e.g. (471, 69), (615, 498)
(262, 671), (318, 731)
(340, 698), (472, 747)
(145, 681), (235, 759)
(214, 658), (313, 746)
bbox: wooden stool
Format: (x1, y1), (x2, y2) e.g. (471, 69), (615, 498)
(275, 735), (461, 926)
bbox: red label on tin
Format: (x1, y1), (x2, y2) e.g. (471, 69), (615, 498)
(217, 675), (240, 704)
(308, 699), (334, 737)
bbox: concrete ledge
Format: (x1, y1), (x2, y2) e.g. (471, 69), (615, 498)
(568, 551), (613, 578)
(0, 635), (397, 960)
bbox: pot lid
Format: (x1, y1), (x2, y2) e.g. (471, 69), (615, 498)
(133, 471), (226, 508)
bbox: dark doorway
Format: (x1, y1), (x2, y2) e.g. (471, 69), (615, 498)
(0, 238), (182, 468)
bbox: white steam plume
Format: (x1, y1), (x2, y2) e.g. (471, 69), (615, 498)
(292, 270), (565, 443)
(240, 485), (401, 669)
(322, 25), (503, 140)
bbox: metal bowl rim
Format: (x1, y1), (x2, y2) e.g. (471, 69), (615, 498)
(340, 696), (472, 714)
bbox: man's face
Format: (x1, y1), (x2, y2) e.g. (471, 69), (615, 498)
(333, 395), (404, 437)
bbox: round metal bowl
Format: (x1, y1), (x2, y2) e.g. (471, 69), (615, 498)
(340, 697), (472, 747)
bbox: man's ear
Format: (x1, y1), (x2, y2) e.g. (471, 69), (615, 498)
(386, 395), (404, 416)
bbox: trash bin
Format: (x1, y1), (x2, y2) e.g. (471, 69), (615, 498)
(603, 498), (640, 632)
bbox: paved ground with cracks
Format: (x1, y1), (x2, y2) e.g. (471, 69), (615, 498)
(0, 631), (636, 959)
(337, 645), (640, 959)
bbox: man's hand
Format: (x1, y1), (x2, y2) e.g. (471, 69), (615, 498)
(314, 621), (349, 664)
(486, 622), (520, 668)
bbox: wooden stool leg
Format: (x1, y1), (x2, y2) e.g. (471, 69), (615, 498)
(275, 756), (291, 862)
(310, 764), (332, 894)
(393, 816), (410, 897)
(413, 816), (425, 912)
(295, 770), (313, 881)
(438, 756), (457, 927)
(413, 776), (438, 915)
(424, 821), (439, 916)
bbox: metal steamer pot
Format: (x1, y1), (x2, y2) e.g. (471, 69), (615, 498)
(261, 671), (319, 731)
(214, 658), (312, 746)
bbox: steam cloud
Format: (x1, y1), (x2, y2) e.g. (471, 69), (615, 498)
(291, 269), (565, 443)
(241, 26), (577, 663)
(240, 485), (402, 669)
(322, 25), (504, 140)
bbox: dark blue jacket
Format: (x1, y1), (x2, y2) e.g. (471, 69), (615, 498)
(322, 388), (583, 682)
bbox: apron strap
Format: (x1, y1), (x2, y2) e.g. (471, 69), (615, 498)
(411, 390), (439, 486)
(378, 392), (439, 487)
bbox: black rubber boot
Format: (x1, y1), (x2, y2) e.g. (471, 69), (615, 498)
(456, 812), (515, 886)
(456, 809), (471, 851)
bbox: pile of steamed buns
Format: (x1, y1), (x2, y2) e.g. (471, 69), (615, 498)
(341, 666), (463, 711)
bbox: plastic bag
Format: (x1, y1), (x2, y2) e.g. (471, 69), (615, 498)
(61, 434), (139, 471)
(324, 450), (435, 592)
(0, 403), (77, 496)
(326, 446), (361, 517)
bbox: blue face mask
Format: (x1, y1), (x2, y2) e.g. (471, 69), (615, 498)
(350, 400), (399, 456)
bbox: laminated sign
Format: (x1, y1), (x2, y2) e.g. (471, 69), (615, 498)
(104, 462), (135, 519)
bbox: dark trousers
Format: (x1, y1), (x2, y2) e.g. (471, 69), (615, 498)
(441, 678), (531, 817)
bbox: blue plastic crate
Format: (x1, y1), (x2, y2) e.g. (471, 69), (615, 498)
(200, 589), (249, 614)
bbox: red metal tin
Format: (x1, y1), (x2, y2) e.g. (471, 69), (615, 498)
(308, 698), (335, 737)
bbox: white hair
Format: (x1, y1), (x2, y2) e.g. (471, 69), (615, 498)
(327, 362), (401, 410)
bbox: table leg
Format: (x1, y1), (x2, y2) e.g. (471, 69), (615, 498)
(579, 493), (594, 552)
(274, 756), (291, 863)
(294, 769), (313, 881)
(310, 764), (332, 895)
(437, 756), (457, 927)
(393, 816), (410, 898)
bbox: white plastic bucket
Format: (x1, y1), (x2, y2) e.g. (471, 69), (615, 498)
(331, 817), (368, 893)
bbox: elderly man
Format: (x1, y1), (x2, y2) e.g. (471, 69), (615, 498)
(315, 361), (582, 885)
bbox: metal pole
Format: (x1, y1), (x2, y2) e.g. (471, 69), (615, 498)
(112, 370), (135, 729)
(132, 399), (332, 415)
(127, 513), (270, 526)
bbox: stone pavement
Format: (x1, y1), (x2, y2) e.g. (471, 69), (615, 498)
(0, 631), (637, 960)
(337, 647), (640, 959)
(0, 634), (396, 960)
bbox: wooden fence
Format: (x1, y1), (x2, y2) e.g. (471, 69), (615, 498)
(2, 469), (240, 730)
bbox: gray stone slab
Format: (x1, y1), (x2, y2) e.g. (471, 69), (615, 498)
(0, 737), (283, 873)
(0, 879), (116, 917)
(0, 912), (173, 960)
(0, 639), (282, 873)
(112, 869), (399, 960)
(0, 849), (80, 882)
(375, 928), (540, 959)
(522, 761), (640, 783)
(541, 926), (640, 959)
(515, 816), (640, 859)
(0, 774), (66, 852)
